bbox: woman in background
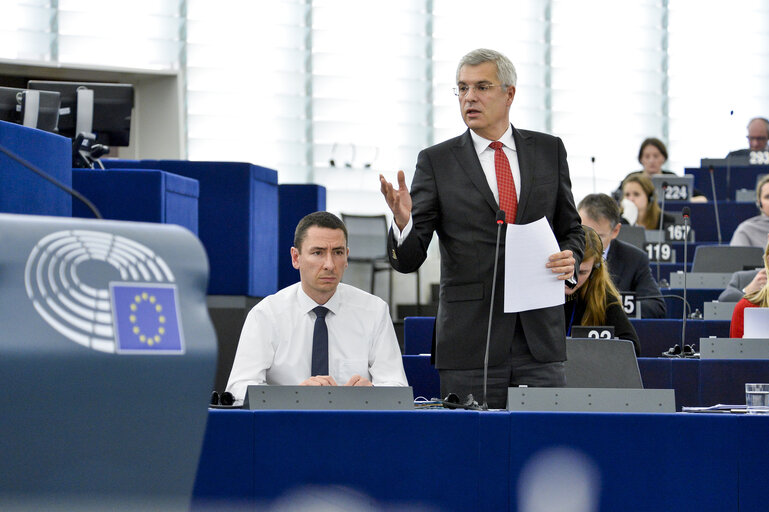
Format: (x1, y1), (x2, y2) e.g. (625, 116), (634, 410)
(564, 226), (641, 355)
(621, 173), (676, 230)
(730, 241), (769, 338)
(616, 137), (706, 202)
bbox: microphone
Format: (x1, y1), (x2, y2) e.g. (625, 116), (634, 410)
(482, 209), (506, 410)
(656, 181), (668, 286)
(0, 142), (103, 219)
(708, 165), (723, 245)
(658, 292), (698, 357)
(681, 207), (691, 353)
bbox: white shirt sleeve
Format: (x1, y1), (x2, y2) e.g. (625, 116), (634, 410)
(390, 216), (414, 247)
(225, 306), (275, 403)
(368, 302), (409, 387)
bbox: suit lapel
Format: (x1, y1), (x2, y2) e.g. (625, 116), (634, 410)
(513, 127), (535, 222)
(451, 130), (498, 213)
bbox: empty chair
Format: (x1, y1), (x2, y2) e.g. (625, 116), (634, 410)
(341, 214), (394, 307)
(565, 338), (642, 388)
(691, 245), (763, 273)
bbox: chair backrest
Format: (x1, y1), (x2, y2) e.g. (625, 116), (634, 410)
(565, 338), (643, 388)
(616, 225), (645, 249)
(692, 245), (764, 273)
(340, 213), (388, 260)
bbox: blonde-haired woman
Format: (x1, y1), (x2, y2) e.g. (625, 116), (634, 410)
(565, 226), (640, 355)
(730, 240), (769, 338)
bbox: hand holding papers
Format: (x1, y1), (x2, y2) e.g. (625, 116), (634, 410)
(504, 217), (566, 313)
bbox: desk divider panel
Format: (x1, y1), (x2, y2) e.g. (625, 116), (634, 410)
(243, 385), (414, 410)
(102, 158), (278, 297)
(72, 168), (199, 234)
(507, 387), (676, 413)
(0, 120), (72, 216)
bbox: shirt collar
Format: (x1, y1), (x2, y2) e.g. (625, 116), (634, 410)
(470, 124), (516, 156)
(296, 283), (341, 315)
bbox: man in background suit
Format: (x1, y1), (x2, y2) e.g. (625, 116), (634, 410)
(719, 233), (769, 302)
(719, 269), (764, 302)
(379, 48), (584, 409)
(726, 117), (769, 159)
(578, 193), (666, 319)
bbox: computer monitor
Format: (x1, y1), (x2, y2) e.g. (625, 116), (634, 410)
(27, 80), (134, 146)
(0, 86), (60, 131)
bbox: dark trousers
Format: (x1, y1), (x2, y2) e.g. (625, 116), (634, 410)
(438, 321), (565, 409)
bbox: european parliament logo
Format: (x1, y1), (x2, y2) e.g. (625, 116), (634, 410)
(25, 229), (185, 355)
(111, 283), (184, 354)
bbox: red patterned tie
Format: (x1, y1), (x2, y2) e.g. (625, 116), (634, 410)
(490, 141), (517, 223)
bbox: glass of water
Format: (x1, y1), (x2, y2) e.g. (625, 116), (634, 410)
(745, 383), (769, 414)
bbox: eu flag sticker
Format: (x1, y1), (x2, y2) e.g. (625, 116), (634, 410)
(110, 283), (185, 355)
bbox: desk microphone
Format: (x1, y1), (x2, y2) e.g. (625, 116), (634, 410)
(708, 165), (723, 245)
(656, 181), (668, 286)
(482, 209), (506, 410)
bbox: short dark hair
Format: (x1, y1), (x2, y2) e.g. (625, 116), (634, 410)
(637, 137), (668, 164)
(293, 211), (348, 251)
(578, 193), (622, 227)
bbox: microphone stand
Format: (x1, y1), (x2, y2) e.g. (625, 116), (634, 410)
(656, 182), (668, 286)
(483, 210), (506, 410)
(681, 207), (691, 354)
(708, 165), (723, 245)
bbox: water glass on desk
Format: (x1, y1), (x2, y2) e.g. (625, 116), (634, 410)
(745, 383), (769, 414)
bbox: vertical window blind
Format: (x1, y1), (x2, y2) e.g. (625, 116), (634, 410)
(3, 1), (769, 208)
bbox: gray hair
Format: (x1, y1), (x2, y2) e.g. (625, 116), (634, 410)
(456, 48), (517, 87)
(748, 117), (769, 138)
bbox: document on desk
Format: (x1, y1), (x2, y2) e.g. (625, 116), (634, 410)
(504, 217), (564, 313)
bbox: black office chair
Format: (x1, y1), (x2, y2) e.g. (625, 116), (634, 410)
(341, 214), (421, 313)
(565, 338), (643, 388)
(691, 245), (763, 273)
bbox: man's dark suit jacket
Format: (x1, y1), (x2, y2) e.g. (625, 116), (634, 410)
(606, 238), (666, 319)
(719, 269), (760, 302)
(387, 126), (584, 370)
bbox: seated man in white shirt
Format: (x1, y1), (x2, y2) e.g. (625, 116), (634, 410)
(226, 211), (408, 403)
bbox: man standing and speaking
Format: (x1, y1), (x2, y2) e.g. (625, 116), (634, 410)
(380, 48), (583, 409)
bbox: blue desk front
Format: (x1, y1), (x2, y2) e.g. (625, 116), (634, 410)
(194, 409), (767, 511)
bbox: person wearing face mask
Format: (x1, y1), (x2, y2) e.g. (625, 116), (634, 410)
(615, 137), (706, 202)
(620, 174), (676, 231)
(564, 226), (640, 355)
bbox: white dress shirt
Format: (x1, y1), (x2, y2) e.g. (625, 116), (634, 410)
(393, 124), (520, 243)
(226, 282), (408, 402)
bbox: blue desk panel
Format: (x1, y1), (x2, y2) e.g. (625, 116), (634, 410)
(661, 288), (722, 318)
(72, 169), (199, 234)
(277, 184), (326, 289)
(666, 201), (758, 242)
(686, 165), (769, 202)
(630, 318), (730, 357)
(194, 410), (768, 511)
(0, 120), (72, 216)
(102, 159), (278, 297)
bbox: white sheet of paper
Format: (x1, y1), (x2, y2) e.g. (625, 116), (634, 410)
(504, 217), (565, 313)
(743, 307), (769, 338)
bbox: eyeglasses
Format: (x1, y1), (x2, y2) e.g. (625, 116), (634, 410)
(747, 136), (769, 142)
(452, 83), (504, 97)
